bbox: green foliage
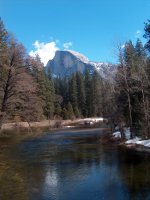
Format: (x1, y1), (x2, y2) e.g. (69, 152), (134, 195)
(115, 36), (150, 137)
(61, 107), (69, 120)
(91, 71), (102, 117)
(84, 70), (92, 117)
(36, 71), (55, 119)
(76, 72), (86, 116)
(144, 19), (150, 53)
(1, 17), (150, 139)
(0, 19), (44, 124)
(74, 106), (81, 118)
(0, 18), (8, 54)
(69, 74), (78, 108)
(54, 102), (62, 118)
(66, 102), (75, 119)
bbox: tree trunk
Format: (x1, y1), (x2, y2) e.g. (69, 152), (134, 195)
(146, 97), (150, 138)
(0, 113), (6, 131)
(127, 92), (133, 138)
(121, 55), (133, 139)
(1, 66), (12, 112)
(141, 87), (148, 138)
(0, 60), (14, 131)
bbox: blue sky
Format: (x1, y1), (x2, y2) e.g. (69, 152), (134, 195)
(0, 0), (150, 65)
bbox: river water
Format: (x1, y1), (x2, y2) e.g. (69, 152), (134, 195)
(0, 128), (150, 200)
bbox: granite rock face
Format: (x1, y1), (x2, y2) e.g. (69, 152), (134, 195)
(46, 50), (116, 78)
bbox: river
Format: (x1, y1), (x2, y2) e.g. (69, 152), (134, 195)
(0, 128), (150, 200)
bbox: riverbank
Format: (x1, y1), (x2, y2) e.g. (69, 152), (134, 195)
(1, 120), (70, 131)
(0, 118), (108, 137)
(124, 137), (150, 153)
(111, 131), (150, 153)
(0, 120), (69, 137)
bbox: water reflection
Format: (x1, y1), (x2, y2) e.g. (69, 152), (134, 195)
(117, 148), (150, 200)
(0, 129), (150, 200)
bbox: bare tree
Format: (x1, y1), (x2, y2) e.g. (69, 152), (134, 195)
(115, 44), (133, 138)
(0, 38), (43, 129)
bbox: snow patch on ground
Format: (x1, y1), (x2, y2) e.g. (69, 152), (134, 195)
(64, 126), (75, 128)
(125, 137), (141, 144)
(125, 137), (150, 148)
(124, 127), (131, 139)
(112, 131), (121, 138)
(112, 125), (150, 148)
(112, 127), (131, 139)
(136, 139), (150, 147)
(83, 117), (104, 122)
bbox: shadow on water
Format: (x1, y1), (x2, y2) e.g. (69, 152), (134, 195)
(0, 128), (150, 200)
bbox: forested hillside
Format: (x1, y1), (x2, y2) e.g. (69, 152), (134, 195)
(0, 18), (150, 138)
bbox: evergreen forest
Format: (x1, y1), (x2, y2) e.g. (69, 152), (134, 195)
(1, 18), (150, 138)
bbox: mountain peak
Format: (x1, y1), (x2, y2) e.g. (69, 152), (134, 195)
(46, 50), (116, 78)
(66, 50), (89, 63)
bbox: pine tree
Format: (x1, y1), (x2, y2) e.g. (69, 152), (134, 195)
(76, 72), (86, 116)
(91, 71), (102, 117)
(37, 70), (55, 119)
(69, 74), (78, 108)
(66, 102), (75, 119)
(54, 102), (62, 118)
(0, 18), (8, 109)
(0, 18), (8, 56)
(114, 43), (133, 137)
(47, 67), (52, 81)
(85, 70), (92, 117)
(115, 41), (149, 137)
(133, 39), (150, 137)
(59, 77), (69, 106)
(54, 94), (63, 117)
(74, 106), (81, 118)
(124, 40), (136, 68)
(0, 29), (43, 125)
(144, 19), (150, 53)
(135, 38), (146, 58)
(61, 107), (68, 120)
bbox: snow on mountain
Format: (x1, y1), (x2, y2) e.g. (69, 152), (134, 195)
(66, 50), (89, 64)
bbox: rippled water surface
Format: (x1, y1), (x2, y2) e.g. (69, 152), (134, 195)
(0, 128), (150, 200)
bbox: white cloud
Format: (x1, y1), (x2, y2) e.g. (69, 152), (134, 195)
(29, 40), (59, 66)
(121, 44), (125, 49)
(63, 42), (73, 49)
(135, 30), (141, 38)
